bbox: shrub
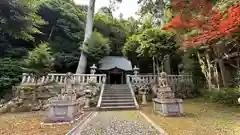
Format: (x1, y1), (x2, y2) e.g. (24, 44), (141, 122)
(171, 80), (196, 99)
(201, 88), (240, 106)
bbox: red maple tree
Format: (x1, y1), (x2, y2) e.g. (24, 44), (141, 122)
(163, 0), (240, 49)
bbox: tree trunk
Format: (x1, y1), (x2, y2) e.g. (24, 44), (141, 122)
(76, 0), (96, 74)
(197, 51), (211, 89)
(164, 55), (171, 74)
(218, 59), (229, 87)
(153, 57), (158, 83)
(205, 51), (212, 89)
(48, 25), (55, 41)
(213, 62), (220, 89)
(153, 57), (156, 77)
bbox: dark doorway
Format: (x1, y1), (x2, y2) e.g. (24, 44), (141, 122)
(110, 73), (122, 84)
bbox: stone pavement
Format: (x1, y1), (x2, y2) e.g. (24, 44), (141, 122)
(72, 111), (164, 135)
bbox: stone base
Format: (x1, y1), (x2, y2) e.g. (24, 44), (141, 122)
(47, 100), (82, 123)
(157, 87), (175, 99)
(152, 98), (184, 116)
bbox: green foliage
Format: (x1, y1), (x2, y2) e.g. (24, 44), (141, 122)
(23, 42), (53, 75)
(82, 32), (111, 63)
(123, 28), (178, 60)
(201, 88), (240, 106)
(94, 14), (127, 55)
(122, 35), (140, 59)
(0, 0), (46, 41)
(180, 49), (206, 88)
(39, 0), (86, 41)
(137, 27), (178, 60)
(0, 58), (23, 97)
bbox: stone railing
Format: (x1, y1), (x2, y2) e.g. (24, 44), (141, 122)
(21, 73), (106, 85)
(127, 74), (192, 85)
(97, 76), (107, 109)
(127, 74), (193, 98)
(126, 75), (139, 109)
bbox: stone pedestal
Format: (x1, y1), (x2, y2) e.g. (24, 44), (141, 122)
(138, 85), (150, 105)
(84, 97), (91, 109)
(153, 98), (183, 116)
(153, 72), (184, 116)
(141, 94), (147, 104)
(157, 87), (175, 99)
(47, 100), (82, 123)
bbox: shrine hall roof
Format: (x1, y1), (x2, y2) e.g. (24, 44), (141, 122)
(98, 56), (133, 71)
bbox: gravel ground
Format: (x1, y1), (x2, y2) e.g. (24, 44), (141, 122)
(73, 111), (161, 135)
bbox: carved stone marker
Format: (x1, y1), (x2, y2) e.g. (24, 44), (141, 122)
(153, 72), (184, 116)
(46, 72), (82, 123)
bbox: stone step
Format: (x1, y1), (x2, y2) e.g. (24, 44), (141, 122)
(103, 92), (131, 94)
(105, 89), (129, 91)
(102, 94), (132, 98)
(101, 99), (134, 103)
(101, 102), (135, 107)
(104, 91), (130, 94)
(104, 89), (130, 92)
(103, 93), (132, 97)
(100, 105), (136, 111)
(105, 86), (129, 89)
(102, 96), (133, 100)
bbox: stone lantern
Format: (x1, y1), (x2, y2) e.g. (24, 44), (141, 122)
(138, 85), (150, 104)
(84, 86), (93, 109)
(133, 65), (139, 76)
(88, 64), (98, 84)
(90, 64), (97, 75)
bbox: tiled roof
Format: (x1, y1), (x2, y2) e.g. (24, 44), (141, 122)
(99, 56), (133, 71)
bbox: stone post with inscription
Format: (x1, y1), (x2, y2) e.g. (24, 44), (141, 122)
(152, 72), (184, 116)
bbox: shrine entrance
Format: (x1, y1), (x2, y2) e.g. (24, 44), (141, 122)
(108, 67), (124, 84)
(109, 72), (122, 84)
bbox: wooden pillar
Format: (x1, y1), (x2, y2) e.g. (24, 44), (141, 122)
(121, 72), (123, 84)
(108, 71), (110, 84)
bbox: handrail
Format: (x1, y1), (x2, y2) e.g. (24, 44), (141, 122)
(126, 75), (139, 109)
(97, 75), (106, 109)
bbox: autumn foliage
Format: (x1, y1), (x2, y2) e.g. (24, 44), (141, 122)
(163, 0), (240, 49)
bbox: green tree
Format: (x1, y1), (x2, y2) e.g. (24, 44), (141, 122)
(137, 28), (178, 61)
(122, 35), (141, 65)
(82, 31), (111, 65)
(0, 58), (23, 97)
(0, 0), (46, 41)
(23, 42), (53, 75)
(76, 0), (122, 73)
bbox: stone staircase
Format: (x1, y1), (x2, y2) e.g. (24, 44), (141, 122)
(100, 84), (136, 110)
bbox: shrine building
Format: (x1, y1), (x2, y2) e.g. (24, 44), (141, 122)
(98, 56), (133, 84)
